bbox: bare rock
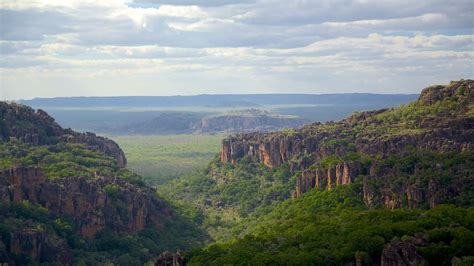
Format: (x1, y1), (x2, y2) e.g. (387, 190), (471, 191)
(381, 237), (427, 266)
(156, 250), (186, 266)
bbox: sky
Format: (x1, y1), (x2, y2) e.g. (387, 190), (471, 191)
(0, 0), (473, 100)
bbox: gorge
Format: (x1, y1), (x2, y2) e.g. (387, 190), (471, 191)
(0, 80), (473, 265)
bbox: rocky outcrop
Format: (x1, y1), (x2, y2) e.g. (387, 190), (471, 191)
(418, 79), (471, 105)
(61, 132), (127, 167)
(293, 169), (315, 198)
(220, 133), (307, 168)
(155, 250), (186, 266)
(293, 161), (361, 198)
(0, 166), (172, 237)
(220, 80), (474, 206)
(0, 102), (64, 145)
(381, 237), (427, 266)
(194, 110), (307, 133)
(0, 102), (127, 167)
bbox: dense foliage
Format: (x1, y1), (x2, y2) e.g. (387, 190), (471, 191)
(157, 156), (297, 242)
(189, 186), (474, 265)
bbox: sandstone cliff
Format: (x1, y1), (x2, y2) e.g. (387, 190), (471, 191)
(0, 166), (171, 237)
(0, 166), (177, 265)
(219, 80), (474, 208)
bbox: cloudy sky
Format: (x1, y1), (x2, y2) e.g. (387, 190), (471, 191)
(0, 0), (473, 100)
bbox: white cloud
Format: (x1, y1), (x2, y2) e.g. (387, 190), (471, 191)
(0, 0), (473, 100)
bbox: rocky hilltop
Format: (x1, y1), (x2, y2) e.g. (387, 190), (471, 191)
(220, 80), (474, 209)
(108, 109), (308, 135)
(0, 102), (127, 167)
(194, 109), (307, 133)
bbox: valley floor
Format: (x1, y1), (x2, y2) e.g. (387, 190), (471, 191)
(111, 134), (224, 185)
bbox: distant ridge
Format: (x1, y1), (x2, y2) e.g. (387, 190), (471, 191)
(20, 93), (418, 108)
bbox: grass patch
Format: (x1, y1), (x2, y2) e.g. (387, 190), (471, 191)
(111, 134), (225, 185)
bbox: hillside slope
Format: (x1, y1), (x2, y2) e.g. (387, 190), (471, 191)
(0, 103), (205, 265)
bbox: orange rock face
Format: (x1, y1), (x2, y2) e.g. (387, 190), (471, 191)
(259, 147), (274, 168)
(292, 161), (362, 197)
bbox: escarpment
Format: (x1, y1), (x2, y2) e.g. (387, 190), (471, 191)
(0, 166), (171, 237)
(0, 102), (127, 167)
(0, 102), (201, 265)
(220, 80), (474, 208)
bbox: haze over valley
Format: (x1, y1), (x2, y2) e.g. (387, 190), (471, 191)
(20, 93), (418, 134)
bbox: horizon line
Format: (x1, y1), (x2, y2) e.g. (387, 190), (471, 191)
(15, 91), (420, 102)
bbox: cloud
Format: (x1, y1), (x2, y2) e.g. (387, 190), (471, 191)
(132, 0), (255, 7)
(0, 8), (73, 41)
(0, 0), (473, 100)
